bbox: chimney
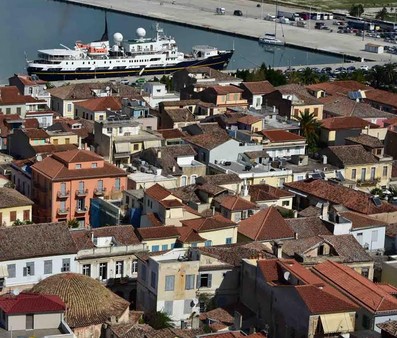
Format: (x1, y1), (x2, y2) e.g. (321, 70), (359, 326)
(321, 202), (329, 221)
(273, 240), (283, 258)
(157, 150), (161, 158)
(322, 155), (327, 164)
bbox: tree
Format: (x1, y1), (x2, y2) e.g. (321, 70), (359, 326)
(349, 4), (364, 17)
(67, 219), (80, 229)
(296, 111), (321, 153)
(376, 7), (388, 20)
(145, 311), (174, 329)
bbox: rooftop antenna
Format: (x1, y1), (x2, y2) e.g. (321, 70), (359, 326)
(101, 12), (109, 41)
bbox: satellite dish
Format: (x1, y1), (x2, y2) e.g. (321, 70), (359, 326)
(136, 27), (146, 38)
(283, 271), (291, 281)
(11, 289), (20, 296)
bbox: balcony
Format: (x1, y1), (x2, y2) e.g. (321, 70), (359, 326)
(57, 190), (70, 199)
(75, 189), (88, 197)
(57, 208), (69, 215)
(94, 187), (107, 196)
(75, 206), (88, 214)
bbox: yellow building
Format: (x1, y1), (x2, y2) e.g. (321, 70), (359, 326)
(0, 188), (34, 226)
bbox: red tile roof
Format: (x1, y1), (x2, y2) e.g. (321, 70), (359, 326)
(365, 88), (397, 109)
(198, 332), (245, 338)
(237, 115), (262, 125)
(340, 211), (387, 229)
(183, 132), (230, 150)
(211, 85), (244, 95)
(145, 184), (172, 201)
(177, 226), (206, 243)
(285, 179), (397, 215)
(52, 149), (103, 163)
(14, 74), (47, 86)
(249, 183), (294, 202)
(241, 81), (275, 95)
(23, 128), (49, 139)
(238, 207), (295, 241)
(157, 129), (186, 139)
(261, 130), (306, 142)
(75, 96), (122, 112)
(306, 80), (369, 95)
(181, 214), (237, 232)
(219, 195), (258, 211)
(135, 226), (181, 240)
(313, 260), (397, 313)
(321, 116), (379, 130)
(0, 86), (40, 105)
(0, 293), (65, 314)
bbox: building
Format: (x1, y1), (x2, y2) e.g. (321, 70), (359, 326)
(313, 260), (397, 332)
(215, 194), (259, 223)
(31, 273), (130, 338)
(31, 149), (127, 227)
(240, 81), (276, 110)
(8, 74), (51, 106)
(74, 96), (122, 121)
(240, 258), (357, 337)
(0, 293), (74, 338)
(0, 222), (77, 293)
(248, 183), (294, 209)
(142, 82), (180, 108)
(0, 187), (34, 226)
(195, 85), (248, 111)
(259, 130), (307, 159)
(0, 86), (46, 117)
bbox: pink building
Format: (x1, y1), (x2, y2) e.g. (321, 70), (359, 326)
(31, 149), (127, 227)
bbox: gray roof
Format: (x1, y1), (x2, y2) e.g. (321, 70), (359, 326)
(286, 216), (332, 238)
(0, 188), (34, 208)
(323, 145), (378, 166)
(0, 222), (77, 261)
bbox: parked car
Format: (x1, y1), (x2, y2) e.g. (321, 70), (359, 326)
(233, 10), (243, 16)
(360, 65), (369, 71)
(347, 66), (356, 72)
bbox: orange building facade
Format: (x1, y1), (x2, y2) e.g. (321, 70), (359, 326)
(31, 149), (127, 227)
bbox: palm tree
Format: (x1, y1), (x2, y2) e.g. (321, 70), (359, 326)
(296, 111), (321, 153)
(298, 67), (320, 85)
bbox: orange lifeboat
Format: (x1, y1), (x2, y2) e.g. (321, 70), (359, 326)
(75, 41), (90, 49)
(87, 46), (108, 55)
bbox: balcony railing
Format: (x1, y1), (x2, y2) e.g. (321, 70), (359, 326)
(75, 189), (88, 197)
(57, 208), (69, 215)
(94, 187), (107, 196)
(75, 206), (88, 214)
(57, 190), (70, 199)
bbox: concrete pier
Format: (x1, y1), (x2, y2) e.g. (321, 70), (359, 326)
(56, 0), (397, 63)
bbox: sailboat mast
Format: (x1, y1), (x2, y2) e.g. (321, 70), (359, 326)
(274, 0), (278, 38)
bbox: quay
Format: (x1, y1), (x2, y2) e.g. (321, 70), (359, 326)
(55, 0), (397, 64)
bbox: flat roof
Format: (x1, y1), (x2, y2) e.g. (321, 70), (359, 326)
(0, 328), (64, 338)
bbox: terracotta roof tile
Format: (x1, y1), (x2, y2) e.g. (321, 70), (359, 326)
(32, 144), (77, 155)
(306, 80), (369, 95)
(176, 226), (206, 243)
(157, 129), (186, 139)
(323, 145), (378, 165)
(183, 132), (230, 150)
(0, 86), (41, 105)
(365, 88), (397, 109)
(0, 187), (34, 208)
(241, 81), (276, 95)
(218, 195), (258, 211)
(0, 222), (77, 261)
(13, 74), (47, 86)
(145, 184), (172, 201)
(297, 206), (321, 217)
(340, 211), (387, 229)
(238, 207), (295, 241)
(313, 260), (397, 313)
(321, 116), (379, 130)
(345, 134), (384, 148)
(249, 183), (294, 202)
(196, 173), (242, 186)
(261, 130), (306, 142)
(164, 107), (195, 123)
(285, 179), (397, 215)
(0, 293), (65, 314)
(211, 85), (243, 95)
(181, 214), (237, 232)
(377, 320), (397, 335)
(52, 149), (103, 163)
(237, 115), (262, 125)
(135, 226), (180, 240)
(23, 128), (49, 139)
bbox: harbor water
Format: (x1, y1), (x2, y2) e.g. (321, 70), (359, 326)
(0, 0), (346, 83)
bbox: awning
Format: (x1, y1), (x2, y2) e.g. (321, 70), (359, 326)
(114, 142), (130, 153)
(0, 265), (8, 278)
(320, 313), (354, 334)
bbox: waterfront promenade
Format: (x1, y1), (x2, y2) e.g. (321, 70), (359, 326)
(58, 0), (397, 63)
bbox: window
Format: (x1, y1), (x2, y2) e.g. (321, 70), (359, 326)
(99, 262), (108, 280)
(185, 274), (195, 290)
(75, 164), (81, 169)
(152, 245), (160, 252)
(10, 211), (16, 222)
(91, 163), (97, 168)
(23, 262), (34, 276)
(184, 299), (192, 314)
(279, 178), (285, 187)
(133, 144), (139, 151)
(370, 167), (376, 180)
(161, 244), (168, 251)
(164, 301), (173, 316)
(67, 104), (72, 112)
(65, 138), (70, 144)
(44, 260), (52, 274)
(357, 232), (363, 245)
(62, 258), (70, 272)
(17, 107), (21, 114)
(383, 165), (388, 177)
(150, 271), (156, 288)
(191, 242), (198, 248)
(372, 230), (378, 242)
(116, 261), (124, 276)
(78, 181), (85, 193)
(131, 260), (138, 274)
(361, 168), (366, 180)
(82, 264), (91, 276)
(115, 178), (121, 190)
(362, 315), (371, 329)
(351, 169), (356, 180)
(190, 175), (197, 185)
(23, 209), (30, 221)
(197, 274), (212, 288)
(205, 240), (212, 247)
(7, 264), (16, 278)
(6, 108), (11, 114)
(180, 176), (187, 187)
(282, 201), (290, 207)
(361, 268), (369, 278)
(226, 237), (232, 245)
(53, 138), (58, 145)
(165, 275), (175, 291)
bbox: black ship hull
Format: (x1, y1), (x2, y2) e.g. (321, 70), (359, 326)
(27, 51), (234, 81)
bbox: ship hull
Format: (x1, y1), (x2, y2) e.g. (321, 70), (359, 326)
(27, 52), (233, 81)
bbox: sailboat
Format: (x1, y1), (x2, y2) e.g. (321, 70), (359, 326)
(259, 1), (285, 46)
